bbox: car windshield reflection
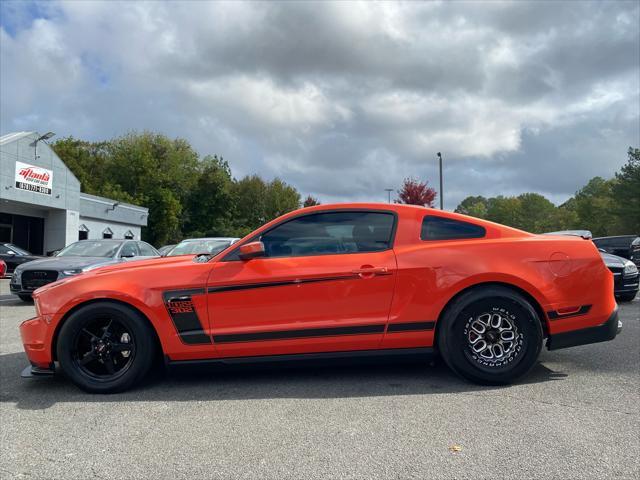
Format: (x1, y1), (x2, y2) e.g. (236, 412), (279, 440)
(56, 241), (122, 258)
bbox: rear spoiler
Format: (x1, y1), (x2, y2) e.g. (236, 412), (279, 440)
(543, 230), (593, 240)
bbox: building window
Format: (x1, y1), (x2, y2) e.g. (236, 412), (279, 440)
(102, 227), (113, 239)
(78, 224), (89, 241)
(124, 230), (134, 240)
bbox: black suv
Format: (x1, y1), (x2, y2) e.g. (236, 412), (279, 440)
(593, 235), (640, 267)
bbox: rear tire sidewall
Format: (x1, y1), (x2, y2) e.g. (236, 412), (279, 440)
(57, 302), (155, 393)
(438, 287), (543, 385)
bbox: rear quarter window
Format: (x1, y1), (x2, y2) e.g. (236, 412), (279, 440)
(421, 216), (486, 241)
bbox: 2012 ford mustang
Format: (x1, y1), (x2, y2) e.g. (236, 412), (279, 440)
(20, 203), (621, 393)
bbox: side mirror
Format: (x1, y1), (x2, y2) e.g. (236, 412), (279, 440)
(238, 241), (266, 260)
(6, 251), (15, 256)
(598, 248), (607, 253)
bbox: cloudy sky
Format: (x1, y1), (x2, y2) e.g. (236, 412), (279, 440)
(1, 1), (638, 208)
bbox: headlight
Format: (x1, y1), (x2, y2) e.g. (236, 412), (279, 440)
(11, 268), (22, 283)
(62, 269), (83, 276)
(624, 260), (638, 275)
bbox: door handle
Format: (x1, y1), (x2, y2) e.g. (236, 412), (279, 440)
(352, 266), (389, 277)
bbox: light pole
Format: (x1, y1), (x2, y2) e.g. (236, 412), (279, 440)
(384, 188), (393, 203)
(34, 132), (55, 161)
(437, 152), (443, 210)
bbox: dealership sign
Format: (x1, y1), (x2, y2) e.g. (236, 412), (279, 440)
(14, 161), (53, 195)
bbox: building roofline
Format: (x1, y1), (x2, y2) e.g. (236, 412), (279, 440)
(79, 192), (148, 212)
(0, 131), (37, 146)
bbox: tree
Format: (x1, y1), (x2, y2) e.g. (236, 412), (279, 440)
(455, 196), (489, 218)
(612, 147), (640, 233)
(184, 155), (235, 238)
(486, 196), (522, 228)
(571, 177), (617, 237)
(396, 177), (437, 207)
(54, 131), (201, 246)
(265, 178), (301, 221)
(303, 195), (321, 207)
(232, 175), (269, 235)
(517, 193), (558, 233)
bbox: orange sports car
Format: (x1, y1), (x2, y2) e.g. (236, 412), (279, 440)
(20, 203), (621, 393)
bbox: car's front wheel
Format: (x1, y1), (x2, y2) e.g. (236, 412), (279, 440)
(437, 286), (543, 385)
(56, 301), (156, 393)
(18, 294), (32, 302)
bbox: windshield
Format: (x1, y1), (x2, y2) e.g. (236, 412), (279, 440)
(5, 244), (31, 255)
(57, 241), (122, 258)
(167, 240), (232, 256)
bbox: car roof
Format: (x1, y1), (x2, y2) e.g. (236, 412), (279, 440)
(179, 237), (240, 242)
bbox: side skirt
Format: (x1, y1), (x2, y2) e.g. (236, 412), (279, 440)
(165, 347), (435, 370)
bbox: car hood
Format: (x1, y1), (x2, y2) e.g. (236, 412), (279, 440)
(600, 252), (627, 268)
(15, 256), (118, 271)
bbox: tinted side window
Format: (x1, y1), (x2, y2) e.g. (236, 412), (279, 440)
(137, 242), (157, 256)
(260, 211), (395, 258)
(421, 216), (485, 241)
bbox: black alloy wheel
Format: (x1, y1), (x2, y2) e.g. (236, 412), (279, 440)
(57, 302), (156, 393)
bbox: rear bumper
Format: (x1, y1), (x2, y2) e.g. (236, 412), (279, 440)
(547, 305), (621, 351)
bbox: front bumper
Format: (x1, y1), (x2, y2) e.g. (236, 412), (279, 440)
(21, 364), (55, 378)
(20, 315), (54, 368)
(614, 272), (639, 296)
(547, 306), (621, 351)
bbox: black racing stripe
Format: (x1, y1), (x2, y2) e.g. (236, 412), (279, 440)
(387, 321), (435, 332)
(163, 288), (205, 302)
(208, 275), (360, 294)
(213, 324), (385, 344)
(547, 304), (592, 320)
(163, 289), (211, 345)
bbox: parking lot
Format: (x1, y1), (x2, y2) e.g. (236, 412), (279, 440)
(0, 279), (638, 479)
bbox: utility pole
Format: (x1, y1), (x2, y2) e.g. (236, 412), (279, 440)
(437, 152), (443, 210)
(384, 188), (393, 203)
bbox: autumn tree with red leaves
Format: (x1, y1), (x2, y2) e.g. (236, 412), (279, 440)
(396, 177), (437, 207)
(303, 195), (321, 207)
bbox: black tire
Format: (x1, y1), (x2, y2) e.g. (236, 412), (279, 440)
(18, 294), (32, 302)
(437, 286), (543, 385)
(56, 301), (156, 393)
(617, 292), (637, 302)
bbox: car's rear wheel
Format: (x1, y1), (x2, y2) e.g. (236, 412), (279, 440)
(18, 294), (32, 302)
(57, 302), (156, 393)
(437, 286), (543, 385)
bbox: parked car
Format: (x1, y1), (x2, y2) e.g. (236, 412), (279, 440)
(593, 235), (640, 265)
(166, 237), (240, 257)
(0, 259), (6, 278)
(157, 244), (176, 256)
(0, 243), (42, 274)
(20, 203), (621, 393)
(11, 239), (159, 302)
(601, 252), (639, 302)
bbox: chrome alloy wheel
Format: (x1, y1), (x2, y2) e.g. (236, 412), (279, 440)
(464, 310), (522, 367)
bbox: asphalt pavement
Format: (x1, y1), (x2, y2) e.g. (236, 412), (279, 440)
(0, 279), (638, 479)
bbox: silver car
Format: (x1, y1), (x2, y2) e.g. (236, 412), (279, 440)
(10, 239), (159, 302)
(165, 237), (240, 257)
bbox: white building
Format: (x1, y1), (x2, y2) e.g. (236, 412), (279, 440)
(0, 131), (149, 255)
